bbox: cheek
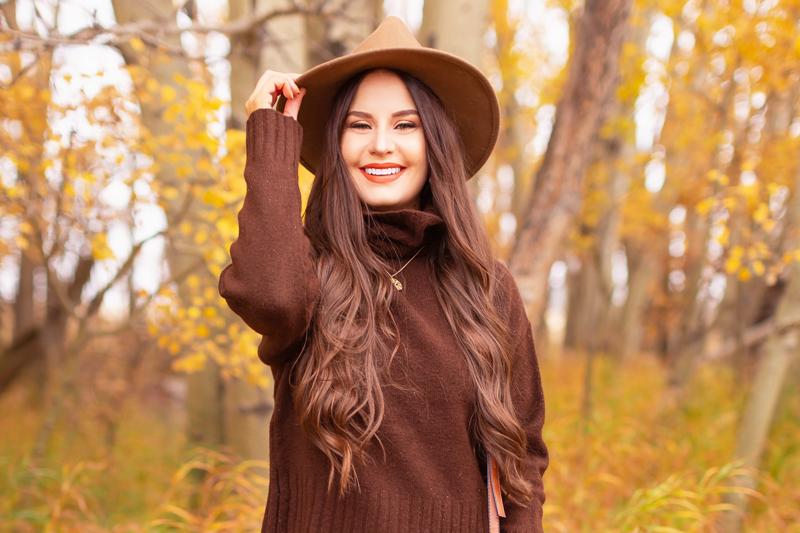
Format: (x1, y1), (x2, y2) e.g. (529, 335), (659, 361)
(340, 133), (361, 166)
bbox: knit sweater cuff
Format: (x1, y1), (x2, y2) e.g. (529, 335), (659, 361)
(245, 107), (303, 167)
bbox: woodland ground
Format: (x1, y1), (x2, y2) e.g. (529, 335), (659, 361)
(0, 351), (798, 532)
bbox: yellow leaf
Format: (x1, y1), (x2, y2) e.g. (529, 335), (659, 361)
(186, 79), (207, 98)
(130, 37), (145, 52)
(211, 247), (228, 265)
(188, 306), (201, 318)
(90, 233), (115, 260)
(725, 257), (741, 273)
(187, 274), (201, 289)
(19, 86), (35, 100)
(172, 353), (206, 373)
(203, 189), (226, 207)
(194, 231), (208, 245)
(696, 198), (716, 215)
(197, 325), (210, 337)
(752, 261), (765, 276)
(730, 246), (744, 258)
(716, 227), (730, 247)
(145, 78), (159, 93)
(753, 204), (769, 223)
(216, 218), (237, 240)
(158, 335), (170, 349)
(738, 268), (752, 281)
(162, 186), (179, 200)
(160, 85), (177, 105)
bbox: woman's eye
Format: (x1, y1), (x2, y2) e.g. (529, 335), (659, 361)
(349, 122), (370, 129)
(397, 122), (417, 130)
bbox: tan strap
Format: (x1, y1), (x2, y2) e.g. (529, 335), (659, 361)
(487, 452), (505, 533)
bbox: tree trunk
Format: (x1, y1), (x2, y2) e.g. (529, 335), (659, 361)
(619, 244), (661, 360)
(110, 0), (223, 455)
(718, 152), (800, 532)
(508, 0), (634, 335)
(305, 0), (381, 68)
(417, 0), (488, 69)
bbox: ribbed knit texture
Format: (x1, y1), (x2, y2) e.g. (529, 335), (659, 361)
(219, 108), (548, 533)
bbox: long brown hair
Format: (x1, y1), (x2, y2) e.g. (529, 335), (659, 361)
(291, 68), (533, 505)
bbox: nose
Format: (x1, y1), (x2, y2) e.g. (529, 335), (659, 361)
(370, 123), (395, 155)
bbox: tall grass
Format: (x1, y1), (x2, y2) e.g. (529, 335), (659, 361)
(0, 352), (797, 532)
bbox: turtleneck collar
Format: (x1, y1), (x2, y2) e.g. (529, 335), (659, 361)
(363, 200), (446, 260)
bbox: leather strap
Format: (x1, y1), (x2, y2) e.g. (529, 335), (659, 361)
(487, 451), (505, 533)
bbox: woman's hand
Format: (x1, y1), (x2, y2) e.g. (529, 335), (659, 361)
(245, 70), (306, 120)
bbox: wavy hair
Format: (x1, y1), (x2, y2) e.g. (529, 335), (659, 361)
(290, 68), (534, 505)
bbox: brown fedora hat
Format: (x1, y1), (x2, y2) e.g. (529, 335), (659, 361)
(275, 16), (500, 180)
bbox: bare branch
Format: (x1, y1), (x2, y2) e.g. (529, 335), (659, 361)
(83, 254), (205, 339)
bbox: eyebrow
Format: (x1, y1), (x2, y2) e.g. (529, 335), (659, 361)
(346, 109), (419, 118)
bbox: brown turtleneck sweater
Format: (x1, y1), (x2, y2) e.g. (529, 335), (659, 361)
(218, 108), (548, 533)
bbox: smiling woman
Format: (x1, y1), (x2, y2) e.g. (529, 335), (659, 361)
(341, 70), (429, 211)
(219, 16), (548, 533)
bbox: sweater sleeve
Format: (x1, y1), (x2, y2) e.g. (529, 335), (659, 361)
(495, 262), (549, 533)
(218, 108), (321, 367)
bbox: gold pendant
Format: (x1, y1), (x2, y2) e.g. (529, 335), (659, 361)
(391, 277), (403, 291)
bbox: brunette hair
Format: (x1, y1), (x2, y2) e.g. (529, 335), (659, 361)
(291, 68), (533, 505)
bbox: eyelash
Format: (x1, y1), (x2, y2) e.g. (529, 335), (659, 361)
(349, 121), (417, 130)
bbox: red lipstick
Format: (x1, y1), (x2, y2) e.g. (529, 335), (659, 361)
(359, 162), (407, 184)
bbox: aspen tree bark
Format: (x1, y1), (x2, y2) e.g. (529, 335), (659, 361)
(619, 246), (662, 360)
(0, 1), (83, 454)
(508, 0), (634, 334)
(224, 0), (309, 464)
(417, 0), (487, 70)
(306, 0), (381, 68)
(718, 150), (800, 533)
(418, 0), (489, 198)
(109, 0), (226, 450)
(2, 0), (43, 395)
(229, 0), (308, 130)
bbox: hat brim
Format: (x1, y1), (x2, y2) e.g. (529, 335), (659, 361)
(276, 48), (500, 180)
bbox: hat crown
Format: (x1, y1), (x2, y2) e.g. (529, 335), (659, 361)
(351, 16), (422, 54)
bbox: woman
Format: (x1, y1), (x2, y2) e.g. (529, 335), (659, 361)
(219, 16), (548, 533)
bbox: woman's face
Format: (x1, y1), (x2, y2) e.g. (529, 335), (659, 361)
(341, 69), (428, 212)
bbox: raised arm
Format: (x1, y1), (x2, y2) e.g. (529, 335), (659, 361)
(494, 262), (549, 533)
(219, 72), (320, 367)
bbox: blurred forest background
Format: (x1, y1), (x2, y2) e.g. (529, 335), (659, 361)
(1, 0), (799, 531)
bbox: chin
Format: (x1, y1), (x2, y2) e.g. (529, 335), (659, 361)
(363, 197), (416, 211)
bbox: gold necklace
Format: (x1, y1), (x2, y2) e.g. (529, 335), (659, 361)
(383, 245), (425, 291)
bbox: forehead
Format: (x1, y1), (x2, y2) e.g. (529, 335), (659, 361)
(349, 70), (416, 111)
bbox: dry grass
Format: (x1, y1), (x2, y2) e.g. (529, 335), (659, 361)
(0, 352), (797, 532)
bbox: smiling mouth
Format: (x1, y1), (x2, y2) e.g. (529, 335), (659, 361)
(363, 167), (404, 176)
(360, 165), (407, 183)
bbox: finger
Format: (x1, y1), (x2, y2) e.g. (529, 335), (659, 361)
(253, 69), (276, 98)
(282, 81), (294, 101)
(283, 87), (306, 120)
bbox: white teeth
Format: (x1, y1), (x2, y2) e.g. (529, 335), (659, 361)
(364, 167), (402, 176)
